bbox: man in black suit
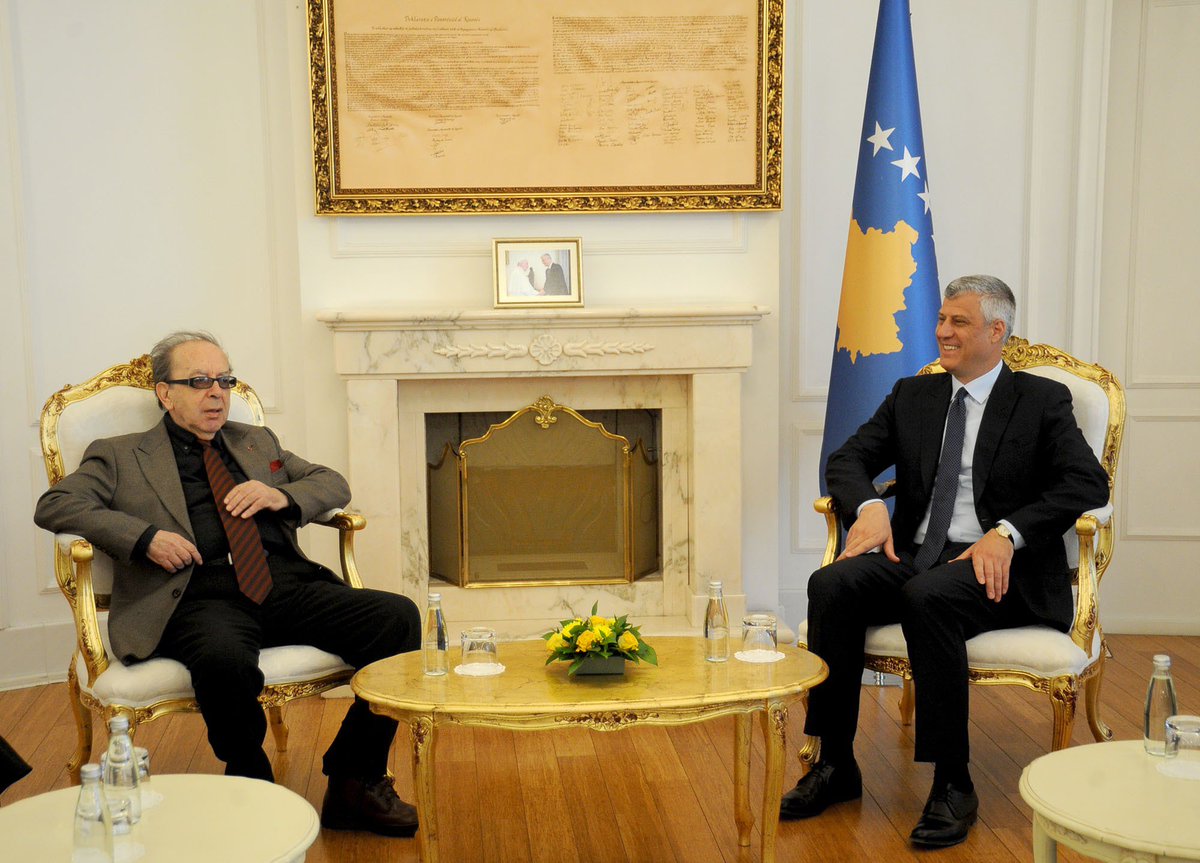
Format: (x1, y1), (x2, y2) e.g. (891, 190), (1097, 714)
(540, 253), (569, 295)
(782, 275), (1110, 848)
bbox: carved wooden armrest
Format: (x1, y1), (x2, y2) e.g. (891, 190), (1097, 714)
(312, 509), (367, 589)
(53, 533), (109, 684)
(1069, 511), (1107, 656)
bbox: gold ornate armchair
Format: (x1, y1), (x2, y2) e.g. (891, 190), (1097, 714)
(40, 355), (366, 782)
(799, 338), (1125, 755)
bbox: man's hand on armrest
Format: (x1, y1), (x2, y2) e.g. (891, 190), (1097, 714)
(838, 501), (898, 562)
(146, 530), (203, 573)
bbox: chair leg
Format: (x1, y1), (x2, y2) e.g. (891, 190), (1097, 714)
(66, 661), (91, 785)
(1084, 656), (1114, 743)
(898, 676), (914, 726)
(798, 735), (821, 765)
(268, 705), (289, 752)
(795, 690), (819, 764)
(1049, 677), (1078, 750)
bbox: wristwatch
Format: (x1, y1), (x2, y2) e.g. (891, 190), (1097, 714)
(993, 523), (1014, 544)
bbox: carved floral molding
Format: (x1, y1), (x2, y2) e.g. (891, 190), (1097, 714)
(434, 333), (655, 366)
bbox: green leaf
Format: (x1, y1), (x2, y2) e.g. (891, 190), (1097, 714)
(639, 643), (658, 666)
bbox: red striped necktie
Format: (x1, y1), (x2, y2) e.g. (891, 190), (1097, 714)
(199, 440), (273, 603)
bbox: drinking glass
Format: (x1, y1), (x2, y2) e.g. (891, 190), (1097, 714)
(459, 627), (500, 673)
(1161, 714), (1200, 780)
(741, 613), (778, 655)
(134, 746), (163, 808)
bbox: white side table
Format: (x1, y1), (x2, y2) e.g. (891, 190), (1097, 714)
(1020, 740), (1200, 862)
(0, 773), (319, 862)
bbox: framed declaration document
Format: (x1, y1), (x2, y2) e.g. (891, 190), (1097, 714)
(306, 0), (783, 214)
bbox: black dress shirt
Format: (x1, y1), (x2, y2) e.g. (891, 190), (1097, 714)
(134, 414), (300, 565)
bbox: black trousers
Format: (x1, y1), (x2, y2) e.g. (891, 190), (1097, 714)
(803, 543), (1041, 766)
(0, 733), (31, 793)
(157, 562), (420, 781)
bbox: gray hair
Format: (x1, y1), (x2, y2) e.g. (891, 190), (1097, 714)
(150, 330), (225, 383)
(150, 331), (225, 410)
(944, 275), (1015, 339)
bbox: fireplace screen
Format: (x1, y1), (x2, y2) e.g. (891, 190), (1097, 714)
(427, 397), (659, 587)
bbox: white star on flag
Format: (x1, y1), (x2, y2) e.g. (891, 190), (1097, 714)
(866, 122), (895, 156)
(890, 147), (921, 182)
(917, 183), (932, 214)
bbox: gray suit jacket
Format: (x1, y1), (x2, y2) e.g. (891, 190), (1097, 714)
(35, 418), (350, 662)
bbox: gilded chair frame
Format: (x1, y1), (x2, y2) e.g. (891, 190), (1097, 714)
(40, 355), (366, 781)
(802, 337), (1124, 758)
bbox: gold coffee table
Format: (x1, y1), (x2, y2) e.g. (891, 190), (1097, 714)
(354, 635), (827, 863)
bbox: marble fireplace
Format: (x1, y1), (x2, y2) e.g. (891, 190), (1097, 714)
(318, 305), (767, 640)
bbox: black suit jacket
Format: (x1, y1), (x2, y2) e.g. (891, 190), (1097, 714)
(543, 263), (568, 295)
(826, 364), (1110, 629)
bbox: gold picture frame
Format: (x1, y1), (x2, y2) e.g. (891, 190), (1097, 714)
(306, 0), (783, 214)
(494, 239), (583, 308)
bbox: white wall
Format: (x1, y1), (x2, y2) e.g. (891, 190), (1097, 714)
(0, 0), (1194, 690)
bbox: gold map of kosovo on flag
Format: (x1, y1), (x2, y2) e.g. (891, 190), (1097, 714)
(818, 0), (941, 492)
(837, 219), (919, 363)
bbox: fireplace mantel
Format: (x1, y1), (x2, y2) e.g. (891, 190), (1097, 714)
(319, 305), (769, 638)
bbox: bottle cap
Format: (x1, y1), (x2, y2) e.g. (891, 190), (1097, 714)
(80, 764), (102, 781)
(107, 715), (130, 732)
(429, 593), (441, 602)
(709, 580), (723, 590)
(1153, 654), (1171, 668)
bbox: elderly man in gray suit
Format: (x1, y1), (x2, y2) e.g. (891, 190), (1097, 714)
(36, 331), (420, 838)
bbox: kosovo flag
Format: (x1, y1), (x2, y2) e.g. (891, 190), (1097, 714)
(818, 0), (941, 492)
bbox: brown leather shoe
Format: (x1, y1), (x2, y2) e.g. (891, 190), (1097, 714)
(321, 776), (419, 837)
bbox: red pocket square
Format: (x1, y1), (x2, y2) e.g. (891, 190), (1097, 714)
(269, 459), (284, 473)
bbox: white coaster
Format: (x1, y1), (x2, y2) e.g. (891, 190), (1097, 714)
(453, 662), (506, 677)
(735, 650), (786, 664)
(1157, 759), (1200, 780)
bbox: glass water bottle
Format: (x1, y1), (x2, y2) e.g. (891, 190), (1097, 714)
(423, 592), (448, 676)
(74, 763), (114, 862)
(1144, 653), (1179, 755)
(102, 715), (141, 832)
(704, 580), (730, 662)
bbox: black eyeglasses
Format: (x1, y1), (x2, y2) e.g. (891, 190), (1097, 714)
(163, 375), (238, 390)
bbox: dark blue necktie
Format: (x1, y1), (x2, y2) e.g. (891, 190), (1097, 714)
(913, 387), (968, 572)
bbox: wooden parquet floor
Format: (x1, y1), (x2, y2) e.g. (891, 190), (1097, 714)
(2, 633), (1197, 862)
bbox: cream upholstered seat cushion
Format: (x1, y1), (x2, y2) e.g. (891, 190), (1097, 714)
(78, 646), (353, 710)
(796, 619), (1100, 679)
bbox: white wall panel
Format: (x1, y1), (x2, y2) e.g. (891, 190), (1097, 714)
(1122, 416), (1200, 539)
(1128, 0), (1200, 386)
(11, 1), (286, 411)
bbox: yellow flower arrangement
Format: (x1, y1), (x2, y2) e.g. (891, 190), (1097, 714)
(543, 602), (658, 675)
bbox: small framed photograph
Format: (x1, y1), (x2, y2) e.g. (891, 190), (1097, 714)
(493, 238), (583, 308)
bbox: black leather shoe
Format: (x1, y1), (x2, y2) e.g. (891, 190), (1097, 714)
(321, 776), (419, 837)
(909, 782), (978, 848)
(779, 760), (863, 820)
